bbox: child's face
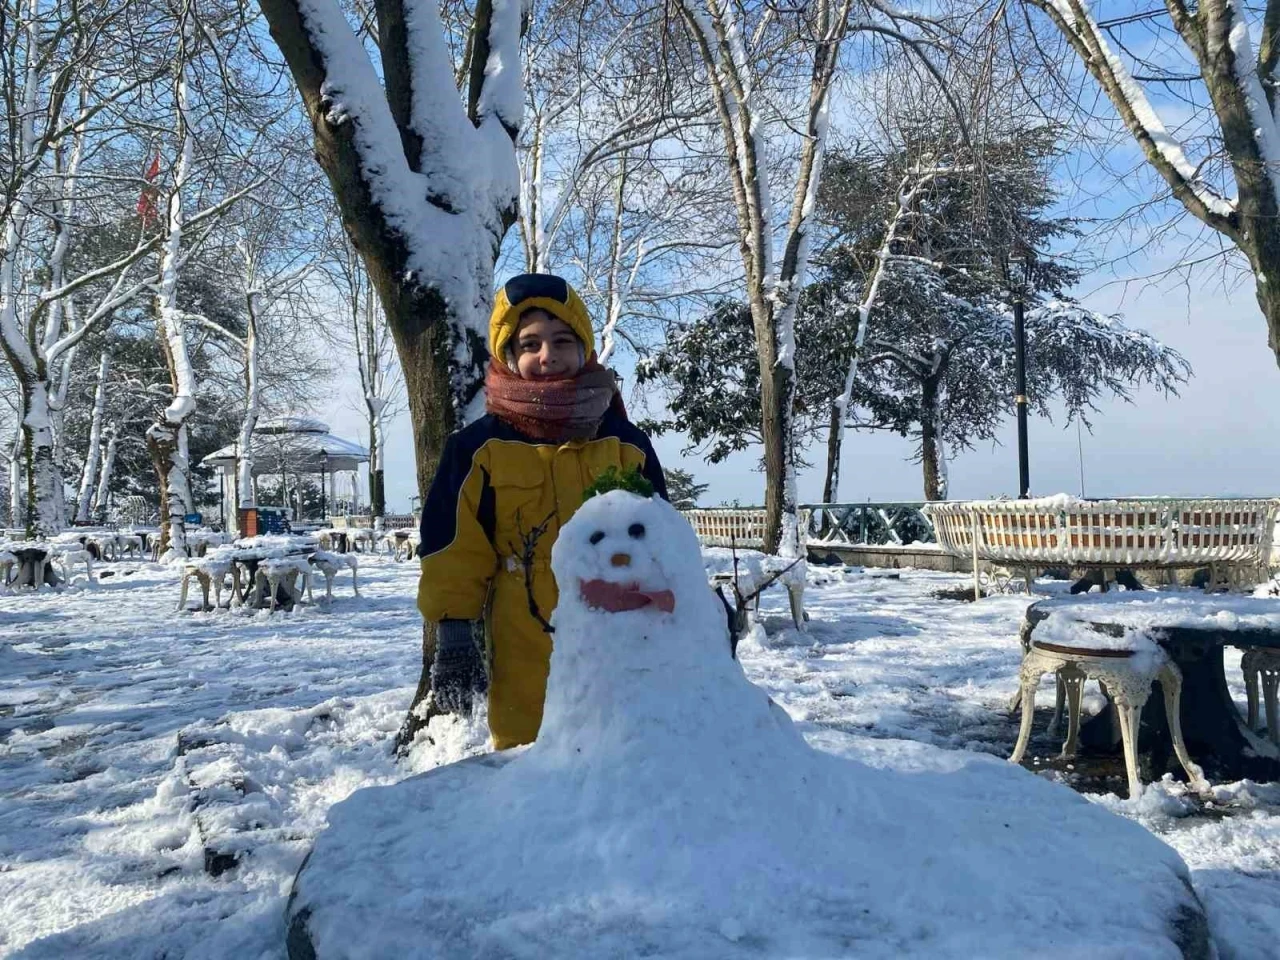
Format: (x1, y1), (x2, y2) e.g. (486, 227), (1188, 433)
(514, 310), (584, 380)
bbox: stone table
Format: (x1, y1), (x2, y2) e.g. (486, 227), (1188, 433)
(1024, 594), (1280, 783)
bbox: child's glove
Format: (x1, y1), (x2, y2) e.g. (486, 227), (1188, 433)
(430, 619), (488, 715)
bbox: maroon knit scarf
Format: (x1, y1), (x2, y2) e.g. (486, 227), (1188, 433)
(485, 357), (624, 443)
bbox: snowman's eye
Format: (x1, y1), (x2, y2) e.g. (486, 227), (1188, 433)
(628, 523), (646, 539)
(589, 531), (605, 545)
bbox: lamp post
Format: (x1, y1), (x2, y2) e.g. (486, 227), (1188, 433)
(1009, 249), (1032, 499)
(320, 448), (327, 522)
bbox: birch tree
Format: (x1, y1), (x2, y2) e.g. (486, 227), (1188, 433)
(1021, 0), (1280, 367)
(73, 351), (110, 522)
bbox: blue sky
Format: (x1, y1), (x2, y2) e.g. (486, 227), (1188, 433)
(323, 254), (1280, 511)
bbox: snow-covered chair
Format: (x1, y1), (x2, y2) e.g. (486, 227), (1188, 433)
(52, 546), (94, 585)
(178, 553), (235, 612)
(85, 533), (119, 562)
(1011, 601), (1208, 799)
(1242, 648), (1280, 747)
(309, 550), (359, 601)
(0, 550), (15, 593)
(117, 534), (144, 560)
(255, 556), (313, 611)
(394, 530), (420, 562)
(346, 527), (375, 553)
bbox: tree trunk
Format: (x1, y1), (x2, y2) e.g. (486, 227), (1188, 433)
(237, 305), (259, 509)
(746, 296), (786, 554)
(256, 0), (524, 746)
(369, 396), (386, 530)
(147, 424), (187, 557)
(92, 426), (117, 520)
(75, 351), (110, 522)
(21, 379), (63, 537)
(7, 420), (21, 528)
(921, 374), (942, 502)
(822, 401), (842, 505)
(149, 78), (197, 558)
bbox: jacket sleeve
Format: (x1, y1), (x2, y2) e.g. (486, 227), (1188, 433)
(417, 433), (498, 622)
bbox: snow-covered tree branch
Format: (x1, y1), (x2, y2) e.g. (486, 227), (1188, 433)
(258, 0), (528, 498)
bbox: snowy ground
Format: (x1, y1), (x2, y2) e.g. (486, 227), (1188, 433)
(1, 556), (1277, 958)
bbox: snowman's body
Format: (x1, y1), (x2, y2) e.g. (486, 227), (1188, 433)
(288, 493), (1206, 960)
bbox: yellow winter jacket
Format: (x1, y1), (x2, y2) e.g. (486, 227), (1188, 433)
(417, 274), (667, 749)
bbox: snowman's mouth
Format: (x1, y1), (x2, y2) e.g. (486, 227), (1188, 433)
(579, 578), (676, 614)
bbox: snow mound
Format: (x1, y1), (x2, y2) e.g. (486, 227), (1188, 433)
(287, 493), (1208, 959)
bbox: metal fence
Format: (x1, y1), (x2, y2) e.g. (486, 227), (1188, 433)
(682, 503), (935, 548)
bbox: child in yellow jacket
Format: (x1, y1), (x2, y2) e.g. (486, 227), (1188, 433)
(417, 273), (667, 749)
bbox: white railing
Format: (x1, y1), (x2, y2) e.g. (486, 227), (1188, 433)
(926, 497), (1280, 568)
(326, 513), (418, 531)
(683, 508), (813, 549)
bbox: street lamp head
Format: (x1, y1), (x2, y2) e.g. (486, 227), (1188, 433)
(1007, 244), (1035, 293)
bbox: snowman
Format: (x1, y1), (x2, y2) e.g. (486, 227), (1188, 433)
(287, 492), (1207, 960)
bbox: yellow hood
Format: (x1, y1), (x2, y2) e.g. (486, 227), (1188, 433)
(489, 274), (594, 361)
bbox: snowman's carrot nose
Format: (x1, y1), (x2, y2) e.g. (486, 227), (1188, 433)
(610, 553), (631, 567)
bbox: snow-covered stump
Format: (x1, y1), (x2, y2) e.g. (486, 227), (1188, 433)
(285, 492), (1210, 960)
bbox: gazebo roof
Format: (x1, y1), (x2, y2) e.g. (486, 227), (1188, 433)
(202, 418), (369, 474)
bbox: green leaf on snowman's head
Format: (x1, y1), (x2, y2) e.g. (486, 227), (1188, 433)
(583, 465), (654, 502)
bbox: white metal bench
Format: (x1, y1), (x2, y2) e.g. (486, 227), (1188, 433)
(927, 497), (1280, 598)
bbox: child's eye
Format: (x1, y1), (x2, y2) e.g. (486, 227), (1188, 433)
(520, 341), (539, 352)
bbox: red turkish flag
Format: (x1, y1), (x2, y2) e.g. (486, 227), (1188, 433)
(136, 153), (162, 227)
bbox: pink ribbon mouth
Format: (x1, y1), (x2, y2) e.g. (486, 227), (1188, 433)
(579, 578), (676, 614)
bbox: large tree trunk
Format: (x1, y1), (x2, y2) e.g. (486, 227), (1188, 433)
(256, 0), (524, 746)
(21, 379), (63, 537)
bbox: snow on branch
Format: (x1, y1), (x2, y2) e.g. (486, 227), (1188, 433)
(1029, 0), (1238, 228)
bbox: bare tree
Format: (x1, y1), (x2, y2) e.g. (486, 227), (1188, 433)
(0, 0), (174, 535)
(672, 0), (858, 556)
(1021, 0), (1280, 367)
(319, 227), (405, 529)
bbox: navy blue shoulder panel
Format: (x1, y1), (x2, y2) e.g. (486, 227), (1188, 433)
(417, 418), (502, 559)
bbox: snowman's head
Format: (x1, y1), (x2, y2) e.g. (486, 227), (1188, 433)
(547, 490), (727, 668)
(552, 490), (705, 618)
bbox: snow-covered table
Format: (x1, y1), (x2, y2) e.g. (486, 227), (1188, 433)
(1024, 592), (1280, 783)
(227, 536), (320, 610)
(1, 541), (59, 589)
